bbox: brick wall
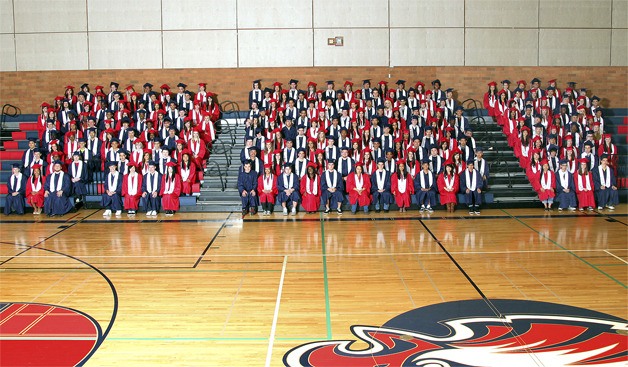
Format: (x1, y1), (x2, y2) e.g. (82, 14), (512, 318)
(1, 66), (626, 114)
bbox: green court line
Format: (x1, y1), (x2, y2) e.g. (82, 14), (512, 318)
(0, 269), (322, 273)
(107, 337), (324, 341)
(320, 212), (333, 340)
(501, 209), (627, 289)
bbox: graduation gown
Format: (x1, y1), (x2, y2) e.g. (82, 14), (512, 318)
(257, 174), (278, 204)
(277, 173), (301, 204)
(101, 172), (123, 210)
(26, 175), (46, 208)
(537, 170), (556, 201)
(370, 170), (394, 206)
(438, 173), (459, 205)
(237, 169), (259, 209)
(4, 173), (26, 214)
(300, 174), (321, 212)
(460, 168), (482, 205)
(593, 166), (619, 207)
(141, 172), (163, 211)
(414, 170), (436, 207)
(321, 170), (344, 207)
(179, 163), (197, 196)
(44, 171), (74, 215)
(69, 161), (88, 196)
(122, 172), (143, 210)
(574, 171), (595, 208)
(346, 172), (371, 206)
(555, 170), (577, 209)
(391, 172), (414, 208)
(160, 174), (182, 211)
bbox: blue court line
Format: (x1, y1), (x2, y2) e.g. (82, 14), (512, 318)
(501, 209), (627, 289)
(320, 212), (333, 340)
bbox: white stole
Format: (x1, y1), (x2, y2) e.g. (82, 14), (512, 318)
(559, 170), (569, 189)
(147, 173), (159, 193)
(325, 171), (337, 189)
(420, 171), (433, 189)
(107, 172), (119, 191)
(164, 176), (176, 194)
(263, 174), (273, 191)
(11, 173), (22, 192)
(398, 174), (407, 193)
(306, 176), (318, 195)
(465, 169), (477, 191)
(50, 172), (64, 192)
(541, 171), (552, 190)
(577, 173), (591, 191)
(444, 175), (455, 190)
(283, 174), (294, 189)
(127, 172), (139, 195)
(355, 174), (363, 190)
(376, 170), (386, 190)
(71, 161), (83, 179)
(598, 166), (610, 187)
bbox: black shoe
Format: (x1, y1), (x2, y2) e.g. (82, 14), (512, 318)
(242, 209), (247, 216)
(384, 209), (389, 213)
(337, 208), (343, 214)
(324, 208), (330, 214)
(375, 209), (381, 213)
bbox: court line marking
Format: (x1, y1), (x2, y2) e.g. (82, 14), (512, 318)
(193, 212), (232, 268)
(265, 255), (288, 367)
(501, 209), (627, 289)
(320, 212), (333, 340)
(3, 248), (624, 259)
(221, 271), (246, 336)
(604, 250), (628, 265)
(0, 336), (98, 340)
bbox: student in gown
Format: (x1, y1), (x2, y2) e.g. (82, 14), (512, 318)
(537, 159), (555, 211)
(346, 162), (371, 214)
(414, 159), (436, 212)
(44, 161), (74, 217)
(277, 163), (300, 216)
(370, 158), (393, 213)
(161, 162), (181, 216)
(101, 161), (123, 217)
(593, 154), (618, 210)
(179, 150), (197, 196)
(438, 163), (459, 212)
(238, 160), (259, 216)
(68, 152), (88, 204)
(460, 159), (482, 215)
(4, 163), (26, 215)
(26, 164), (45, 215)
(122, 163), (143, 215)
(257, 164), (278, 215)
(555, 159), (577, 211)
(321, 160), (344, 214)
(141, 160), (162, 216)
(391, 159), (414, 212)
(300, 162), (321, 214)
(574, 158), (595, 211)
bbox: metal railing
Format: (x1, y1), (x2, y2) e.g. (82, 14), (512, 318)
(210, 138), (232, 168)
(1, 104), (21, 149)
(204, 160), (226, 191)
(220, 101), (242, 128)
(215, 120), (237, 146)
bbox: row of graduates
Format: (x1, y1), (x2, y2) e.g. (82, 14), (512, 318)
(237, 157), (486, 216)
(532, 155), (619, 211)
(40, 82), (221, 135)
(3, 158), (186, 217)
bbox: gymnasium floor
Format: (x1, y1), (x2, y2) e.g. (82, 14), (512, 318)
(0, 207), (627, 366)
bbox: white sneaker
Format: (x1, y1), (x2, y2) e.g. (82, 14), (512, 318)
(568, 207), (576, 211)
(291, 208), (296, 215)
(115, 210), (122, 216)
(103, 210), (111, 216)
(558, 207), (563, 211)
(427, 206), (433, 212)
(283, 207), (288, 216)
(607, 205), (615, 210)
(597, 206), (603, 210)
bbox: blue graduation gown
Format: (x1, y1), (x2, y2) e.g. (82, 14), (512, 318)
(474, 158), (490, 189)
(141, 172), (163, 211)
(555, 170), (577, 209)
(460, 169), (482, 206)
(238, 170), (259, 209)
(44, 172), (74, 215)
(4, 174), (26, 214)
(321, 170), (344, 207)
(101, 172), (123, 210)
(370, 170), (393, 207)
(277, 173), (301, 204)
(414, 170), (436, 207)
(69, 161), (88, 196)
(593, 166), (619, 207)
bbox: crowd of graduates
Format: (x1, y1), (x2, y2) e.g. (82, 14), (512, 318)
(484, 78), (620, 211)
(4, 82), (221, 216)
(237, 79), (489, 216)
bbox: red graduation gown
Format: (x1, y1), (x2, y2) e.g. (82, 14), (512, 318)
(299, 174), (321, 212)
(26, 175), (45, 207)
(257, 174), (278, 204)
(574, 172), (595, 208)
(122, 173), (143, 210)
(391, 172), (414, 208)
(346, 173), (371, 206)
(160, 174), (182, 211)
(437, 173), (458, 205)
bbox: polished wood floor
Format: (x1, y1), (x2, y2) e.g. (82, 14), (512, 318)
(1, 206), (627, 366)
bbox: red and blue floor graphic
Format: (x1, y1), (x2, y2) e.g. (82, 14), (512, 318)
(0, 302), (102, 366)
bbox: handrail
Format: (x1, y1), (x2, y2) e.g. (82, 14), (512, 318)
(216, 121), (236, 146)
(220, 101), (242, 128)
(1, 104), (21, 149)
(204, 161), (226, 191)
(489, 151), (514, 189)
(211, 138), (232, 168)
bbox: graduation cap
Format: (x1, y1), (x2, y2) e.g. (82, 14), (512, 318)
(466, 158), (475, 165)
(27, 137), (38, 142)
(110, 82), (119, 88)
(531, 78), (541, 84)
(118, 149), (129, 156)
(125, 84), (134, 91)
(559, 159), (568, 165)
(177, 83), (187, 88)
(110, 137), (120, 143)
(567, 81), (577, 87)
(142, 83), (153, 88)
(289, 79), (299, 85)
(307, 81), (317, 88)
(160, 84), (170, 90)
(327, 159), (336, 165)
(584, 141), (595, 148)
(501, 79), (511, 85)
(396, 80), (406, 85)
(580, 88), (587, 92)
(445, 88), (454, 93)
(362, 79), (371, 85)
(431, 79), (441, 86)
(253, 79), (261, 85)
(326, 80), (334, 85)
(106, 161), (118, 168)
(591, 95), (600, 101)
(547, 86), (555, 91)
(166, 161), (177, 168)
(376, 158), (386, 163)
